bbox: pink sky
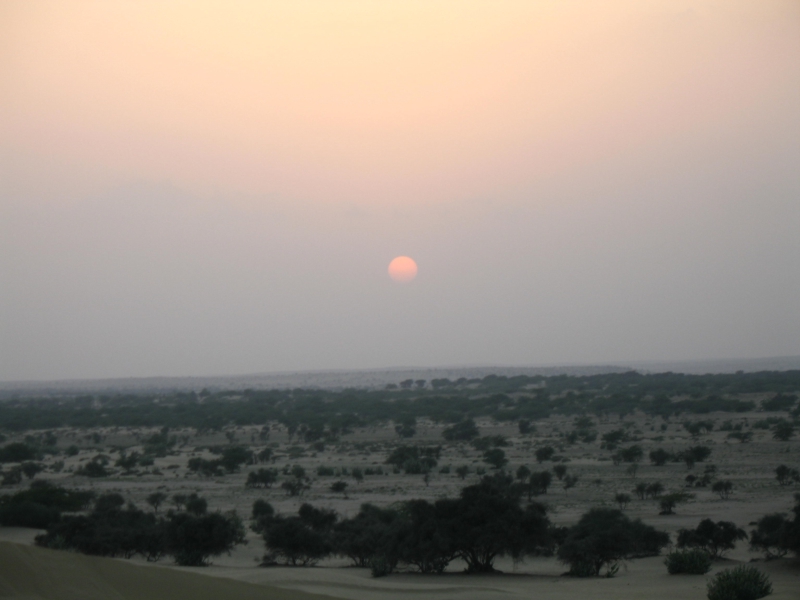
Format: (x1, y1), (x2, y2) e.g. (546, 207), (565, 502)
(1, 1), (799, 379)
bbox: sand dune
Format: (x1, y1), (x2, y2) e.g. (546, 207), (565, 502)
(0, 541), (336, 600)
(2, 540), (798, 600)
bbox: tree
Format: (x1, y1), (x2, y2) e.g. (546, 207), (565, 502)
(396, 499), (458, 573)
(659, 492), (694, 515)
(263, 505), (336, 566)
(535, 446), (555, 463)
(634, 482), (648, 500)
(773, 421), (795, 441)
(115, 452), (140, 473)
(649, 448), (671, 466)
(677, 519), (747, 559)
(516, 465), (531, 481)
(615, 493), (631, 510)
(333, 504), (401, 569)
(553, 465), (567, 480)
(563, 475), (579, 490)
(75, 457), (109, 478)
(613, 445), (643, 466)
(518, 419), (534, 435)
(557, 508), (669, 576)
(680, 446), (712, 469)
(395, 417), (417, 438)
(528, 471), (553, 496)
(185, 493), (207, 516)
(442, 419), (480, 442)
(447, 474), (553, 573)
(165, 510), (245, 566)
(282, 479), (310, 497)
(750, 514), (792, 559)
(143, 492), (165, 515)
(20, 462), (44, 480)
(0, 443), (37, 463)
(246, 468), (278, 488)
(712, 480), (734, 500)
(218, 446), (252, 472)
(483, 448), (508, 470)
(645, 482), (664, 498)
(775, 465), (799, 487)
(456, 465), (470, 480)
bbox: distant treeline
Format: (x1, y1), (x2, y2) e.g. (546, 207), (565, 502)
(0, 371), (798, 433)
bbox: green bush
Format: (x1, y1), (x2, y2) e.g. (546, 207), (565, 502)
(664, 549), (712, 574)
(707, 566), (772, 600)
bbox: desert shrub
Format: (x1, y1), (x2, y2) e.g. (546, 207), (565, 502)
(1, 468), (23, 486)
(456, 465), (470, 479)
(649, 448), (672, 466)
(646, 482), (664, 498)
(557, 507), (669, 577)
(712, 480), (734, 500)
(613, 445), (643, 465)
(677, 519), (747, 558)
(664, 548), (712, 574)
(246, 468), (278, 488)
(37, 498), (167, 561)
(680, 446), (712, 468)
(535, 446), (555, 463)
(471, 435), (509, 451)
(762, 394), (797, 412)
(252, 499), (275, 520)
(75, 457), (109, 478)
(442, 419), (480, 441)
(659, 492), (694, 515)
(775, 465), (800, 486)
(394, 416), (417, 438)
(706, 566), (772, 600)
(615, 493), (631, 509)
(600, 429), (629, 450)
(386, 445), (440, 473)
(330, 480), (348, 495)
(772, 421), (795, 441)
(0, 501), (61, 528)
(528, 471), (552, 496)
(482, 448), (507, 469)
(0, 443), (38, 463)
(316, 465), (335, 476)
(553, 464), (567, 480)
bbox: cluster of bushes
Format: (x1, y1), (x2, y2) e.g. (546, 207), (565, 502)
(0, 481), (94, 528)
(749, 493), (800, 559)
(253, 474), (668, 577)
(34, 491), (245, 566)
(385, 445), (441, 474)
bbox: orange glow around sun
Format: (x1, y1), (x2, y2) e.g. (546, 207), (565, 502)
(388, 256), (418, 283)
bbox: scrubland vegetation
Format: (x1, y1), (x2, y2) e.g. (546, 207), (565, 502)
(1, 370), (799, 598)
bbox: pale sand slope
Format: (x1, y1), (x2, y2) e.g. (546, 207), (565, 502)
(206, 556), (800, 600)
(1, 541), (798, 600)
(0, 542), (336, 600)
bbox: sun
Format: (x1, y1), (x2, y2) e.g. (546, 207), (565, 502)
(388, 256), (418, 283)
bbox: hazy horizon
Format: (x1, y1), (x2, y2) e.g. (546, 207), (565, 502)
(2, 1), (799, 381)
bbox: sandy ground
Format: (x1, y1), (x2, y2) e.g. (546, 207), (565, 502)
(1, 403), (800, 598)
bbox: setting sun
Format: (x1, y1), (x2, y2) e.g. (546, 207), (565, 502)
(388, 256), (418, 283)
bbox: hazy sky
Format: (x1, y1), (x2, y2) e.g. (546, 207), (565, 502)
(2, 1), (799, 381)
